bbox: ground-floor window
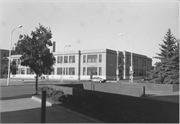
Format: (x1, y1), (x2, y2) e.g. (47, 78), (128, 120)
(99, 67), (102, 75)
(87, 67), (97, 75)
(27, 68), (31, 74)
(126, 68), (129, 76)
(21, 68), (25, 74)
(57, 67), (62, 75)
(66, 67), (68, 75)
(83, 67), (86, 75)
(51, 68), (54, 75)
(69, 67), (75, 75)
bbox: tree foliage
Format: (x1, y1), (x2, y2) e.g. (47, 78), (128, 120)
(15, 24), (56, 93)
(148, 29), (179, 84)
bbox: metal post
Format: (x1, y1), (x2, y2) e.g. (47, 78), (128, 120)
(116, 51), (119, 81)
(130, 36), (133, 83)
(119, 34), (133, 83)
(7, 25), (22, 86)
(61, 47), (65, 83)
(41, 91), (46, 123)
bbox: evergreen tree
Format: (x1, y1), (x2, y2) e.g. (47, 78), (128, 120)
(149, 29), (179, 84)
(16, 24), (56, 94)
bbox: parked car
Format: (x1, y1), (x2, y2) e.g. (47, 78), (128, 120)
(90, 77), (106, 83)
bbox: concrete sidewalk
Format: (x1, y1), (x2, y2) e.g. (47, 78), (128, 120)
(0, 97), (98, 123)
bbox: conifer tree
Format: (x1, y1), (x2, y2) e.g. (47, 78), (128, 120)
(149, 29), (179, 84)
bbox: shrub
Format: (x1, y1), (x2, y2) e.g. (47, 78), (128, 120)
(38, 86), (64, 101)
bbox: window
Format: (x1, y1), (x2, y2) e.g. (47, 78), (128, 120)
(83, 67), (86, 75)
(126, 57), (130, 65)
(64, 56), (68, 63)
(15, 68), (18, 74)
(119, 57), (122, 64)
(87, 67), (97, 75)
(18, 59), (20, 65)
(63, 67), (65, 75)
(139, 69), (143, 76)
(66, 67), (68, 75)
(99, 54), (102, 63)
(27, 68), (31, 74)
(99, 67), (102, 75)
(57, 67), (62, 75)
(57, 56), (63, 63)
(83, 55), (86, 63)
(87, 55), (97, 63)
(21, 68), (25, 74)
(18, 68), (20, 74)
(51, 68), (54, 75)
(69, 67), (75, 75)
(69, 56), (75, 63)
(142, 60), (146, 66)
(126, 68), (129, 76)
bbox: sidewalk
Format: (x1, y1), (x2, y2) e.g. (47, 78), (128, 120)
(0, 97), (97, 123)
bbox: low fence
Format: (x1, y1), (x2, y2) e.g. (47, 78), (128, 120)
(83, 82), (145, 97)
(118, 82), (179, 92)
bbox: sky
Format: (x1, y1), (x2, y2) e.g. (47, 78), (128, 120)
(0, 0), (179, 65)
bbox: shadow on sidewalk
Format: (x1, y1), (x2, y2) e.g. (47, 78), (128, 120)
(1, 94), (34, 100)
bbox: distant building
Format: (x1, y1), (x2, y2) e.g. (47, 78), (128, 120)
(0, 48), (21, 78)
(9, 48), (152, 80)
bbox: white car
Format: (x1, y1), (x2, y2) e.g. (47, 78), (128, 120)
(90, 77), (106, 83)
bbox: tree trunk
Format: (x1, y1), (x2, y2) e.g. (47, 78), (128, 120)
(35, 74), (39, 94)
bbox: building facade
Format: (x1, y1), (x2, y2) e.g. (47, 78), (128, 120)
(9, 48), (152, 80)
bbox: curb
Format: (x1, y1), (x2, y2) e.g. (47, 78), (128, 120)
(31, 96), (102, 123)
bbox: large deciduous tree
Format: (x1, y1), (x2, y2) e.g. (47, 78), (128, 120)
(16, 24), (56, 94)
(148, 29), (179, 84)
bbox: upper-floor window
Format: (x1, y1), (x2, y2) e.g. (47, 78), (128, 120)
(83, 55), (86, 63)
(64, 56), (68, 63)
(87, 55), (97, 63)
(99, 54), (102, 63)
(119, 57), (122, 64)
(57, 56), (63, 63)
(142, 60), (146, 66)
(126, 57), (130, 65)
(69, 55), (75, 63)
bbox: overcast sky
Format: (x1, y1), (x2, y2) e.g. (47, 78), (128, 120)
(1, 0), (179, 65)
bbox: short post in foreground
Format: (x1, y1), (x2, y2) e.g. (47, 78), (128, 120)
(41, 91), (46, 123)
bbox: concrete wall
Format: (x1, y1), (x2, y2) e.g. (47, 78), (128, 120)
(71, 88), (179, 123)
(118, 82), (179, 92)
(83, 82), (144, 97)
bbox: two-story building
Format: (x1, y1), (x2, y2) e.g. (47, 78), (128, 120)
(10, 48), (152, 80)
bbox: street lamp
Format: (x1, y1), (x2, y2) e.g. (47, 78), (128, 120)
(7, 25), (23, 86)
(119, 34), (133, 83)
(61, 45), (71, 83)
